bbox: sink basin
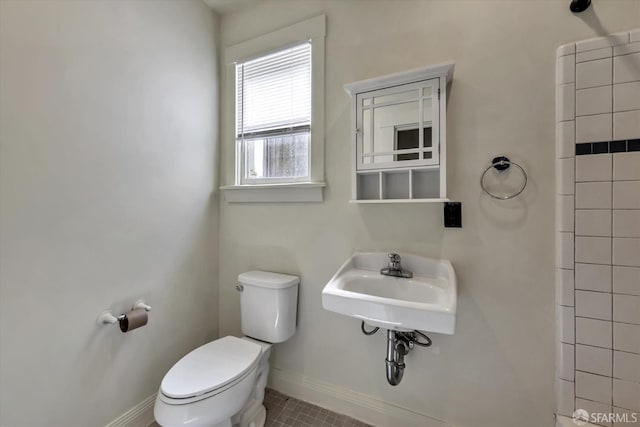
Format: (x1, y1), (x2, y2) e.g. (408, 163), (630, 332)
(322, 252), (456, 334)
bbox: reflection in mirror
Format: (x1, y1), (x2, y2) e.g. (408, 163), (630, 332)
(395, 127), (432, 161)
(371, 101), (418, 162)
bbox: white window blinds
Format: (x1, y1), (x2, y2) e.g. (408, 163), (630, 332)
(236, 42), (311, 138)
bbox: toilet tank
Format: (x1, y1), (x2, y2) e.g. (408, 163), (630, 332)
(238, 271), (299, 343)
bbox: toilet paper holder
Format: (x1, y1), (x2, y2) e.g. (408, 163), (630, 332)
(97, 300), (152, 325)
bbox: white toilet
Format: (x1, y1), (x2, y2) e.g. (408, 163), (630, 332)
(154, 271), (299, 427)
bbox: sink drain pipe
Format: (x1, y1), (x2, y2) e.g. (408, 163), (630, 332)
(386, 330), (407, 386)
(361, 322), (432, 386)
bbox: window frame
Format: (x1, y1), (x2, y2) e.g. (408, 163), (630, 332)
(222, 15), (326, 203)
(235, 41), (312, 185)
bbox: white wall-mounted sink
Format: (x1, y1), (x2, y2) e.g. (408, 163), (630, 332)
(322, 252), (457, 334)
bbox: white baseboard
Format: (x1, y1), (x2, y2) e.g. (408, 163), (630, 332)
(267, 367), (447, 427)
(104, 393), (157, 427)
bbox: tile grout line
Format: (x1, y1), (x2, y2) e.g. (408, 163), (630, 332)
(609, 40), (619, 407)
(573, 48), (578, 414)
(608, 41), (614, 405)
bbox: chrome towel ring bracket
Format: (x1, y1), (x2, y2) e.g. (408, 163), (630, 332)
(480, 156), (528, 200)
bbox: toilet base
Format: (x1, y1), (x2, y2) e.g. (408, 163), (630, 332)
(235, 398), (264, 427)
(235, 337), (271, 427)
(238, 404), (265, 427)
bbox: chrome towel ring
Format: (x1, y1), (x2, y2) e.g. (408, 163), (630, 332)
(480, 156), (528, 200)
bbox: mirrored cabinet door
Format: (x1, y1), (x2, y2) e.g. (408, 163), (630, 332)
(355, 78), (440, 170)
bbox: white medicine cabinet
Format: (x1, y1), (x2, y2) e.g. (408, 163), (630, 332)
(344, 62), (454, 203)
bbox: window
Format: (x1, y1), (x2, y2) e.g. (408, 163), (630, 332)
(235, 43), (311, 184)
(222, 15), (325, 203)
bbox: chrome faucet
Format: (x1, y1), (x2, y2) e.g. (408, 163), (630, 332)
(380, 253), (413, 278)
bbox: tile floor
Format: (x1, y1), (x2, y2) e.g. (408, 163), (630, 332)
(263, 388), (372, 427)
(149, 388), (372, 427)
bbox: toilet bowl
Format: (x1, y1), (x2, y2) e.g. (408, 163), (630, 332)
(154, 336), (271, 427)
(154, 271), (299, 427)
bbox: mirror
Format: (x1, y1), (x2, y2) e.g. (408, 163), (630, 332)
(357, 83), (437, 168)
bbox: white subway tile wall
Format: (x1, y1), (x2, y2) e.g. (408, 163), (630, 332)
(613, 42), (640, 57)
(557, 268), (575, 306)
(613, 323), (640, 354)
(558, 195), (575, 232)
(575, 154), (612, 182)
(613, 152), (640, 181)
(614, 351), (640, 383)
(576, 182), (612, 209)
(559, 342), (576, 381)
(560, 305), (576, 344)
(613, 294), (640, 325)
(613, 379), (640, 412)
(576, 263), (612, 292)
(613, 110), (640, 140)
(613, 266), (640, 296)
(577, 47), (612, 63)
(576, 399), (614, 427)
(612, 238), (640, 267)
(558, 54), (576, 85)
(577, 114), (612, 143)
(612, 210), (640, 238)
(613, 181), (640, 209)
(613, 81), (640, 112)
(558, 158), (576, 195)
(557, 378), (576, 417)
(576, 344), (613, 377)
(575, 236), (611, 264)
(575, 32), (629, 53)
(558, 83), (576, 121)
(576, 58), (612, 89)
(557, 232), (575, 269)
(613, 51), (640, 83)
(576, 317), (612, 348)
(556, 29), (640, 421)
(576, 209), (612, 237)
(576, 86), (613, 116)
(575, 290), (612, 321)
(576, 371), (613, 404)
(558, 120), (577, 157)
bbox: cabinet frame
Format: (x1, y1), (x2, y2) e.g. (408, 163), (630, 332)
(344, 62), (454, 203)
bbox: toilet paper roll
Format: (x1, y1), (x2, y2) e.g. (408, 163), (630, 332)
(119, 308), (148, 333)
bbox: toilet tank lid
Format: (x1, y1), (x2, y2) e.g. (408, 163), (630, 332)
(238, 270), (299, 289)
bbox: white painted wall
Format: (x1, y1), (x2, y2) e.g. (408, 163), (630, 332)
(217, 2), (640, 427)
(0, 1), (219, 426)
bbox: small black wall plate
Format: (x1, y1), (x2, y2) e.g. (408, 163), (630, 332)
(444, 202), (462, 228)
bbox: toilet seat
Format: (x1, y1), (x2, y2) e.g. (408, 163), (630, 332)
(160, 336), (262, 404)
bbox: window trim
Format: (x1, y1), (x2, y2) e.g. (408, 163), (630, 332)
(222, 15), (326, 203)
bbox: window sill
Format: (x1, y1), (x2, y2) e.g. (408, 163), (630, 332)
(220, 182), (326, 203)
